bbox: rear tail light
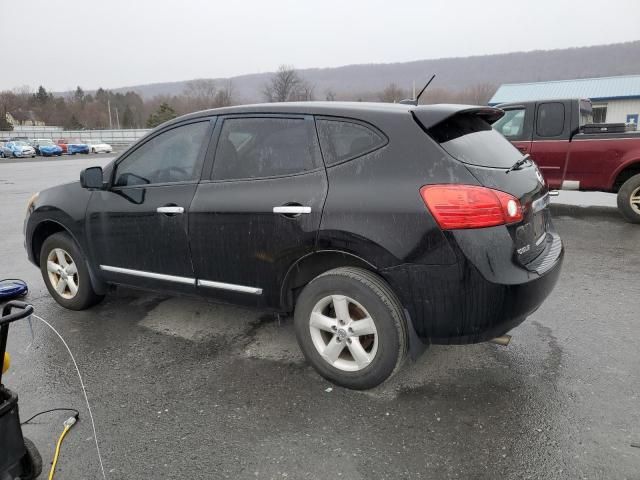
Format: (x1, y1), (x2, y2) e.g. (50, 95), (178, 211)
(420, 184), (523, 229)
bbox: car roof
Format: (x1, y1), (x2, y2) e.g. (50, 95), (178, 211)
(163, 101), (503, 130)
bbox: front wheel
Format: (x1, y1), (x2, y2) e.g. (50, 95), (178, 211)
(40, 232), (104, 310)
(294, 267), (408, 390)
(617, 173), (640, 223)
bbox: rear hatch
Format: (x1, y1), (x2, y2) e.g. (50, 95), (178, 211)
(413, 108), (552, 268)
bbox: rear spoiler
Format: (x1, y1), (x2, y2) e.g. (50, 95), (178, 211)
(411, 104), (504, 130)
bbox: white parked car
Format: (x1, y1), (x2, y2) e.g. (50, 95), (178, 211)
(88, 140), (113, 154)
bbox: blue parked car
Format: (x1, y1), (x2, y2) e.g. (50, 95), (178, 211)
(57, 139), (90, 155)
(32, 139), (63, 157)
(0, 141), (36, 158)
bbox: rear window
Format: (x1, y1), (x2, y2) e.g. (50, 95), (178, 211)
(316, 119), (386, 165)
(428, 114), (521, 168)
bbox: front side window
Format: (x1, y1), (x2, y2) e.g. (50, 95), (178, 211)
(492, 109), (525, 139)
(114, 121), (209, 187)
(316, 119), (386, 165)
(536, 102), (565, 137)
(212, 117), (317, 180)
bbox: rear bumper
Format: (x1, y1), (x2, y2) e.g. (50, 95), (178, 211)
(381, 232), (563, 344)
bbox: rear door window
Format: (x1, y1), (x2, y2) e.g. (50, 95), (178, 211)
(536, 102), (565, 137)
(316, 119), (387, 165)
(212, 117), (319, 180)
(428, 114), (522, 168)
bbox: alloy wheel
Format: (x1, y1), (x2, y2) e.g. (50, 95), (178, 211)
(46, 248), (79, 299)
(309, 295), (378, 372)
(630, 186), (640, 214)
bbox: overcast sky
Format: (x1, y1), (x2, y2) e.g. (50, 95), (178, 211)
(3, 0), (639, 91)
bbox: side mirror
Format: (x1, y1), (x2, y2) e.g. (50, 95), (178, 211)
(80, 166), (104, 189)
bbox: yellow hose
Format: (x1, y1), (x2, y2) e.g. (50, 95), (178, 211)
(48, 422), (73, 480)
(2, 352), (9, 374)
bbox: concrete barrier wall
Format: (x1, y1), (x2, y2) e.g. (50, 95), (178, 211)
(0, 127), (151, 145)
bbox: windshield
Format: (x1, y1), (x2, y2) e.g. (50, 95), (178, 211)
(39, 139), (54, 145)
(428, 113), (522, 168)
(15, 141), (27, 147)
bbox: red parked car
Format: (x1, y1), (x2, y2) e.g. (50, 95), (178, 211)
(493, 98), (640, 223)
(56, 139), (68, 153)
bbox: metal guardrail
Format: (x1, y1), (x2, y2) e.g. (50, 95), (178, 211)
(0, 128), (151, 146)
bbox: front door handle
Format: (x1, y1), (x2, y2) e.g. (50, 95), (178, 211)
(273, 206), (311, 215)
(157, 206), (184, 214)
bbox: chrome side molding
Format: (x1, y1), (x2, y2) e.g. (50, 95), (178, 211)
(99, 265), (195, 285)
(197, 279), (262, 295)
(99, 265), (263, 295)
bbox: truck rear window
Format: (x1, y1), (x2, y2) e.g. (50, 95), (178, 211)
(428, 114), (522, 168)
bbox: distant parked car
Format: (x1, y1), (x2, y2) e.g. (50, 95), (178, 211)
(88, 140), (113, 154)
(0, 141), (36, 158)
(32, 139), (63, 157)
(57, 139), (89, 155)
(56, 139), (68, 153)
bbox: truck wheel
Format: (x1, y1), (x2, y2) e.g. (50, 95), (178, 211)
(617, 173), (640, 224)
(294, 267), (408, 390)
(40, 232), (105, 310)
(20, 437), (43, 480)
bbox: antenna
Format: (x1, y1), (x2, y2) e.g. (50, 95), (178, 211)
(399, 74), (436, 106)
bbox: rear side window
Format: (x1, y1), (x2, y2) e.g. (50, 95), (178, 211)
(428, 114), (521, 168)
(536, 102), (565, 137)
(316, 119), (386, 165)
(212, 117), (317, 180)
(493, 109), (525, 139)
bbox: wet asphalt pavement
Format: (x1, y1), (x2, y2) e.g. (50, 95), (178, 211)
(1, 156), (639, 479)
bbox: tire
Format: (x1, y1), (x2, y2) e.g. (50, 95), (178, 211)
(19, 437), (43, 480)
(40, 232), (104, 310)
(294, 267), (408, 390)
(617, 173), (640, 223)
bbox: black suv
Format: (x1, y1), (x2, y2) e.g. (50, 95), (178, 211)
(24, 102), (563, 389)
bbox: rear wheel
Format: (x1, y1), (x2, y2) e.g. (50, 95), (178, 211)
(294, 267), (407, 390)
(19, 437), (43, 480)
(617, 173), (640, 223)
(40, 232), (104, 310)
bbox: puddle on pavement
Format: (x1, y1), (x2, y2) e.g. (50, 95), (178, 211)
(137, 297), (564, 399)
(139, 297), (304, 363)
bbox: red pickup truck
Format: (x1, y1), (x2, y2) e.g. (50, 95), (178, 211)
(493, 98), (640, 223)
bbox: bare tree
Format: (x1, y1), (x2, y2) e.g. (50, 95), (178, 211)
(214, 81), (234, 107)
(463, 83), (497, 105)
(183, 79), (219, 110)
(324, 88), (336, 101)
(263, 65), (314, 102)
(378, 83), (408, 103)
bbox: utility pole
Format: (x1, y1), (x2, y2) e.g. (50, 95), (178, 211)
(107, 100), (113, 129)
(115, 107), (120, 129)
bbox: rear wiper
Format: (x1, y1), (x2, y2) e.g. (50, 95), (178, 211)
(506, 154), (531, 174)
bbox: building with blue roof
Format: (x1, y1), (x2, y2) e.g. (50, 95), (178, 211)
(489, 75), (640, 125)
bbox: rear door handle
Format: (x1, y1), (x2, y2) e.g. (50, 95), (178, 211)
(273, 206), (311, 214)
(157, 206), (184, 214)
